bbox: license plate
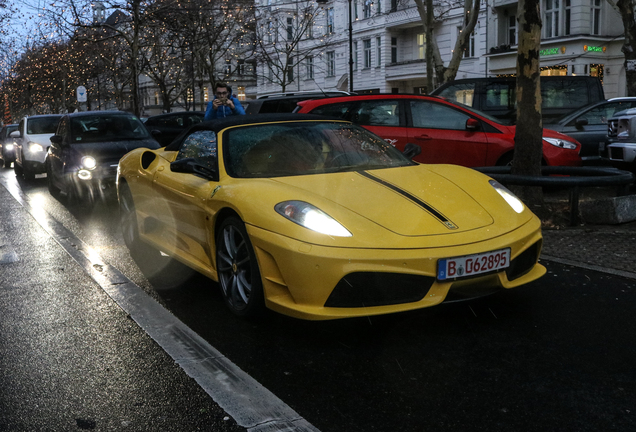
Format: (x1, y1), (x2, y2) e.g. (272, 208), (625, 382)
(437, 248), (510, 281)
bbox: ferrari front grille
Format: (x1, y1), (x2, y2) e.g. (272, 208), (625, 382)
(325, 272), (435, 308)
(505, 240), (541, 281)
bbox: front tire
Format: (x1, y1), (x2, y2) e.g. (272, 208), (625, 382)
(216, 217), (265, 318)
(13, 160), (22, 177)
(119, 183), (142, 252)
(46, 160), (62, 198)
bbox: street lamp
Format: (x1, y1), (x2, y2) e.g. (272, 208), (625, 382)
(317, 0), (353, 92)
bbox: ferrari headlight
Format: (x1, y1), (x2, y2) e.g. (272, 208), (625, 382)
(489, 180), (524, 213)
(275, 200), (352, 237)
(81, 156), (97, 170)
(28, 142), (44, 153)
(543, 137), (577, 150)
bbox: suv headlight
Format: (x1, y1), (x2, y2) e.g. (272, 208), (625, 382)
(5, 143), (14, 151)
(543, 137), (577, 150)
(28, 142), (44, 153)
(81, 156), (97, 170)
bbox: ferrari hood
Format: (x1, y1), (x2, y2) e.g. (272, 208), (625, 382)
(272, 166), (494, 236)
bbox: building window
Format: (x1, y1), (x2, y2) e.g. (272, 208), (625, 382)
(459, 27), (475, 58)
(363, 0), (372, 18)
(237, 86), (246, 101)
(327, 7), (334, 34)
(306, 56), (314, 79)
(203, 87), (208, 102)
(154, 91), (159, 106)
(417, 33), (425, 59)
(390, 0), (398, 12)
(224, 59), (232, 75)
(591, 0), (601, 35)
(543, 0), (570, 38)
(327, 51), (335, 76)
(363, 39), (372, 68)
(353, 41), (358, 70)
(354, 0), (359, 20)
(237, 60), (246, 76)
(267, 21), (273, 43)
(391, 37), (397, 63)
(508, 14), (517, 45)
(287, 17), (293, 41)
(305, 8), (314, 38)
(376, 37), (382, 67)
(287, 63), (294, 82)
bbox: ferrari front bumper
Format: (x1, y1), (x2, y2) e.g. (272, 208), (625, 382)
(247, 217), (546, 320)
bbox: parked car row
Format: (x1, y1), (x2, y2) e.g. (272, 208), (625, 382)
(4, 86), (632, 207)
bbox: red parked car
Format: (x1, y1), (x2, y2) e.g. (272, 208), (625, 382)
(296, 94), (582, 167)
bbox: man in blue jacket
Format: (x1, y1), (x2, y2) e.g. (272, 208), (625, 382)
(204, 83), (246, 120)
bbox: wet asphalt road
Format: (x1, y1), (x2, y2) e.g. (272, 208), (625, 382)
(1, 169), (635, 432)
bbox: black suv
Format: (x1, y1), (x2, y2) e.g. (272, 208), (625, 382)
(47, 111), (160, 202)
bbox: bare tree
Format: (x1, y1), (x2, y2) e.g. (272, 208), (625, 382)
(139, 21), (189, 113)
(44, 0), (170, 116)
(414, 0), (480, 90)
(253, 2), (334, 92)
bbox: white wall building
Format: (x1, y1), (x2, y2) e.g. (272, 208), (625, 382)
(253, 0), (626, 98)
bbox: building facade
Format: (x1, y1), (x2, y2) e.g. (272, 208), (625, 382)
(253, 0), (626, 98)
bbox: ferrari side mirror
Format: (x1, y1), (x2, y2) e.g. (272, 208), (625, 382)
(170, 158), (218, 181)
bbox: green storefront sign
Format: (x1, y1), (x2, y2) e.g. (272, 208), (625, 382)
(540, 48), (560, 56)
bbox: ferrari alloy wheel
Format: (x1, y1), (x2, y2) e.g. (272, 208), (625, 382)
(216, 217), (264, 318)
(119, 184), (141, 251)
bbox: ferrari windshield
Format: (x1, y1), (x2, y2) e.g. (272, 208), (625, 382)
(225, 121), (414, 178)
(70, 114), (150, 143)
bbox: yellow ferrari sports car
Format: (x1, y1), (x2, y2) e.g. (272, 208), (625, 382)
(117, 113), (546, 320)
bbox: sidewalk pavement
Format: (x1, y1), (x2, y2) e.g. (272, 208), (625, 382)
(540, 185), (636, 279)
(541, 222), (636, 278)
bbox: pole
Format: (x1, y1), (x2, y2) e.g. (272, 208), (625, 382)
(348, 0), (353, 92)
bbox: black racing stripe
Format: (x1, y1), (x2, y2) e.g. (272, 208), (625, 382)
(358, 171), (454, 226)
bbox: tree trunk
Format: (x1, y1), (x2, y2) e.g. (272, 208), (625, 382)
(425, 0), (435, 92)
(617, 0), (636, 96)
(512, 0), (544, 209)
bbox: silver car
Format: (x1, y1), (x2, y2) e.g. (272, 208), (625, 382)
(11, 115), (62, 180)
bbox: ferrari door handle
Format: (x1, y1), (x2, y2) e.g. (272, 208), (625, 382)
(414, 134), (432, 140)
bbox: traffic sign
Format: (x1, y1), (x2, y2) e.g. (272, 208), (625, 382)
(77, 86), (87, 103)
